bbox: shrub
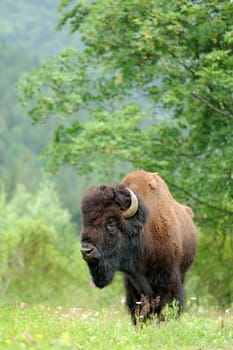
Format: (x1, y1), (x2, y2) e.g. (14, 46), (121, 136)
(191, 230), (233, 309)
(0, 182), (74, 238)
(0, 183), (81, 303)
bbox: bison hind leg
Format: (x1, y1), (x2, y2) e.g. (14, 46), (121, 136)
(161, 283), (184, 320)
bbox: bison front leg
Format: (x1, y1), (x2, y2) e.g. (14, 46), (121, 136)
(124, 276), (141, 324)
(124, 277), (160, 324)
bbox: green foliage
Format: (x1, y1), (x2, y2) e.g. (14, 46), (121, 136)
(0, 220), (72, 301)
(0, 183), (73, 235)
(0, 183), (78, 303)
(193, 230), (233, 308)
(18, 0), (233, 307)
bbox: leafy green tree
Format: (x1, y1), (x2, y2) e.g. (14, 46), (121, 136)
(18, 0), (233, 306)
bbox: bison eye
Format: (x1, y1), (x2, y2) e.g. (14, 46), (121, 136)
(106, 219), (117, 232)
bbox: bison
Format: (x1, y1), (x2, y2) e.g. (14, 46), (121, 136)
(80, 170), (197, 323)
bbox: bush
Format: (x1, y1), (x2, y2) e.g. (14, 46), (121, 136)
(0, 219), (75, 301)
(0, 183), (74, 238)
(0, 183), (81, 303)
(190, 230), (233, 309)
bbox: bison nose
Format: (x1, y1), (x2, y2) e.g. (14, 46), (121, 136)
(80, 245), (99, 261)
(81, 246), (94, 256)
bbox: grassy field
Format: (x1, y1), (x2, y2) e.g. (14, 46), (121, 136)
(0, 303), (232, 350)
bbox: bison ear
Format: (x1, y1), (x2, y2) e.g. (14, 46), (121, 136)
(149, 172), (158, 190)
(99, 185), (107, 191)
(185, 206), (194, 218)
(100, 185), (116, 198)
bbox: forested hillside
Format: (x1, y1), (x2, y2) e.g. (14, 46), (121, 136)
(0, 0), (79, 57)
(0, 0), (84, 219)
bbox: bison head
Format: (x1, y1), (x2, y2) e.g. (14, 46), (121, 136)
(80, 184), (147, 288)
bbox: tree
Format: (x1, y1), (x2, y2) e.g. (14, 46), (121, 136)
(18, 0), (233, 306)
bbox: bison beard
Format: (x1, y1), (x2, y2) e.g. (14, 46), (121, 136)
(80, 170), (197, 324)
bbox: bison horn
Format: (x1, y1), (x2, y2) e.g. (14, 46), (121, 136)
(122, 188), (138, 218)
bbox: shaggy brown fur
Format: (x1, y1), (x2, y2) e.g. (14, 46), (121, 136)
(122, 170), (197, 279)
(80, 170), (197, 323)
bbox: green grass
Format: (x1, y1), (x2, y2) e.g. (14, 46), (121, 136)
(0, 303), (232, 350)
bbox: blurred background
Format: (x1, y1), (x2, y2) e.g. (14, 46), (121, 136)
(0, 0), (232, 312)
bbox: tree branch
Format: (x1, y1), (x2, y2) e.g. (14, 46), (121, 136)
(167, 181), (233, 215)
(191, 93), (233, 119)
(180, 61), (233, 119)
